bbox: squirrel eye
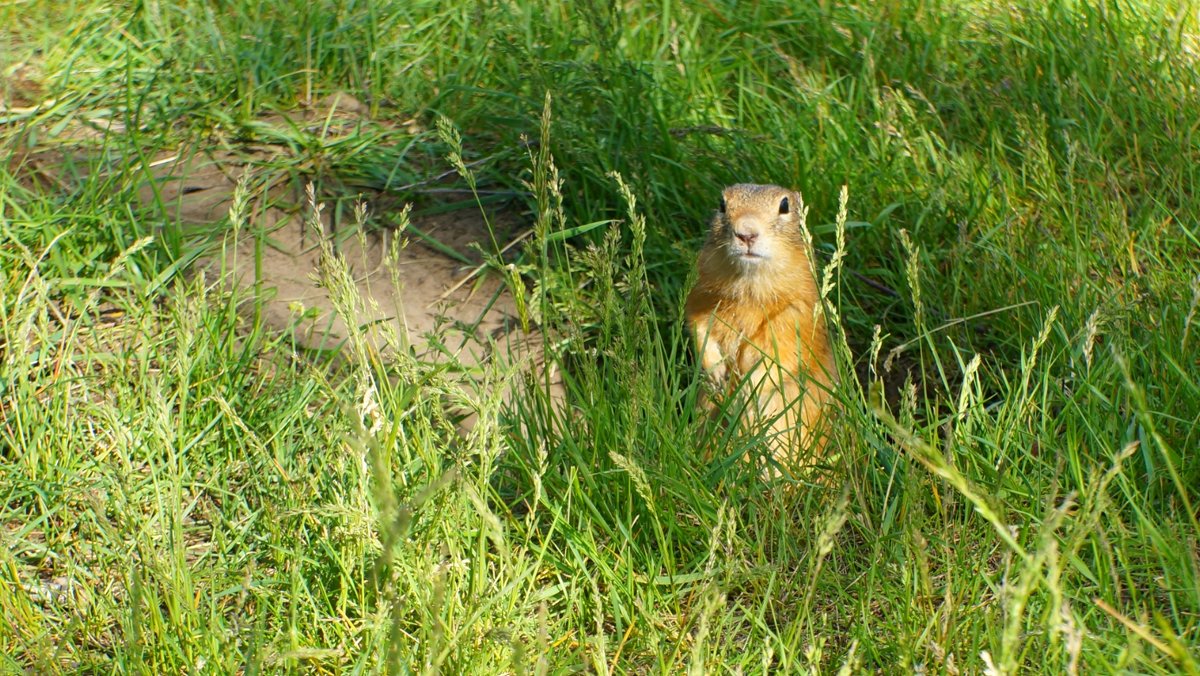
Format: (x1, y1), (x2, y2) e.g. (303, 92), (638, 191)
(779, 197), (790, 214)
(719, 197), (727, 213)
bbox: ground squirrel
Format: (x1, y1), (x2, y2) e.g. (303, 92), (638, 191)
(685, 183), (837, 474)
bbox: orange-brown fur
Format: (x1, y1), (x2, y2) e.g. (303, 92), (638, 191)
(685, 184), (836, 474)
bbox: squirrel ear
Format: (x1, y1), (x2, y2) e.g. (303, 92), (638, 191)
(719, 197), (727, 213)
(779, 196), (790, 214)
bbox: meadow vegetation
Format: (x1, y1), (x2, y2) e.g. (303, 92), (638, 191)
(2, 0), (1199, 672)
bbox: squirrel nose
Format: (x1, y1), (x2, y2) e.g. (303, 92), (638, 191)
(735, 231), (758, 247)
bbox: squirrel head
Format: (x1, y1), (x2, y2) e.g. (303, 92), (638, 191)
(708, 183), (806, 274)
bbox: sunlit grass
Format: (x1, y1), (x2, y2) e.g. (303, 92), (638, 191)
(2, 0), (1198, 672)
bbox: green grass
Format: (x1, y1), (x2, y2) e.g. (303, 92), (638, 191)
(3, 0), (1199, 672)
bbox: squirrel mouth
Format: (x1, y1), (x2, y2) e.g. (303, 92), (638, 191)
(728, 242), (767, 262)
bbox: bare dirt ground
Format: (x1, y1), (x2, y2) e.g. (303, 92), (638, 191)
(144, 151), (558, 425)
(10, 91), (559, 423)
(140, 147), (528, 368)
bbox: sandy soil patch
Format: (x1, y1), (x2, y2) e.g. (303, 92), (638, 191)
(140, 148), (528, 367)
(10, 92), (560, 422)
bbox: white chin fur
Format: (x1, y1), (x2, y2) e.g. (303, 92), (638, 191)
(728, 244), (770, 265)
(732, 254), (771, 276)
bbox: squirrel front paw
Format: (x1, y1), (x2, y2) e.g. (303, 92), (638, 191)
(705, 362), (728, 388)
